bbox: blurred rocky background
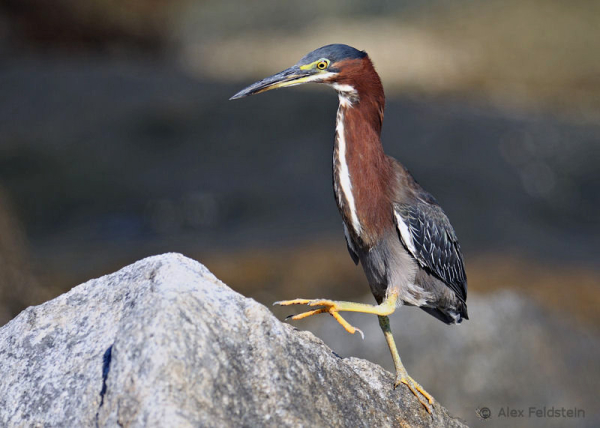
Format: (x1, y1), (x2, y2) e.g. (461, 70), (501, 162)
(0, 0), (598, 426)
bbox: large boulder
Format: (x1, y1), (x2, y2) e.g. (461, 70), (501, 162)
(0, 253), (465, 427)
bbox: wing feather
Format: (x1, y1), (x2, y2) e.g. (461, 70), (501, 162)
(394, 202), (467, 301)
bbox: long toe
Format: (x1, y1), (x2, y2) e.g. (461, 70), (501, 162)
(395, 375), (434, 414)
(273, 299), (313, 306)
(274, 298), (364, 337)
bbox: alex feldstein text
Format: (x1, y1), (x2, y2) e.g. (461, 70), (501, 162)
(497, 407), (585, 419)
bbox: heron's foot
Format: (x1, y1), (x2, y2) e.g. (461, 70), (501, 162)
(273, 298), (364, 339)
(395, 373), (434, 413)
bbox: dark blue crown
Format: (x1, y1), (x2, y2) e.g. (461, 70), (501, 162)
(297, 44), (367, 66)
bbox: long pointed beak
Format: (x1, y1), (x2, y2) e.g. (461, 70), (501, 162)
(229, 66), (314, 100)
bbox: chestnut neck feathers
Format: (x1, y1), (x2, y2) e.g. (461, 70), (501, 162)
(332, 57), (394, 248)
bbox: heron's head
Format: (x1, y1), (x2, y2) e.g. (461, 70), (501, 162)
(229, 44), (368, 100)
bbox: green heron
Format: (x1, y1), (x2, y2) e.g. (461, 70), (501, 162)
(230, 44), (468, 413)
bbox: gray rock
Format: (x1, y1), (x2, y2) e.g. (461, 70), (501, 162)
(0, 253), (465, 427)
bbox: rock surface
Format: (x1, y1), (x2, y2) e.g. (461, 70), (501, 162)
(304, 290), (600, 428)
(0, 253), (465, 427)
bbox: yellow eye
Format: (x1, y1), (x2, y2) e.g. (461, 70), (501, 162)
(316, 60), (328, 70)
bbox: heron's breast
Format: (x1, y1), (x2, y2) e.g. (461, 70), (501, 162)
(333, 103), (394, 248)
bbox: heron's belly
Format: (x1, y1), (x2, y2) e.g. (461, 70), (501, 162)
(356, 232), (430, 306)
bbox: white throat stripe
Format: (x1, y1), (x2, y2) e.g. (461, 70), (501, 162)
(335, 104), (361, 235)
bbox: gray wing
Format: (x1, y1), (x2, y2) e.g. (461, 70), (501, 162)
(393, 201), (467, 302)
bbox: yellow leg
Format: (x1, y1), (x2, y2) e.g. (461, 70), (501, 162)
(274, 291), (398, 338)
(378, 315), (434, 413)
(275, 292), (398, 316)
(275, 293), (432, 411)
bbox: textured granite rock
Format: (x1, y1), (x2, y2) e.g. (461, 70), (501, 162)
(305, 290), (600, 428)
(0, 253), (465, 427)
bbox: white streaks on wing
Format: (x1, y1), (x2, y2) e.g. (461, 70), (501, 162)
(394, 211), (417, 256)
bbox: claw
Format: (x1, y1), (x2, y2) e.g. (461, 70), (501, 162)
(355, 327), (365, 340)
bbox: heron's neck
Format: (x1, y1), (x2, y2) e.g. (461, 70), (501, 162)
(332, 74), (393, 247)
